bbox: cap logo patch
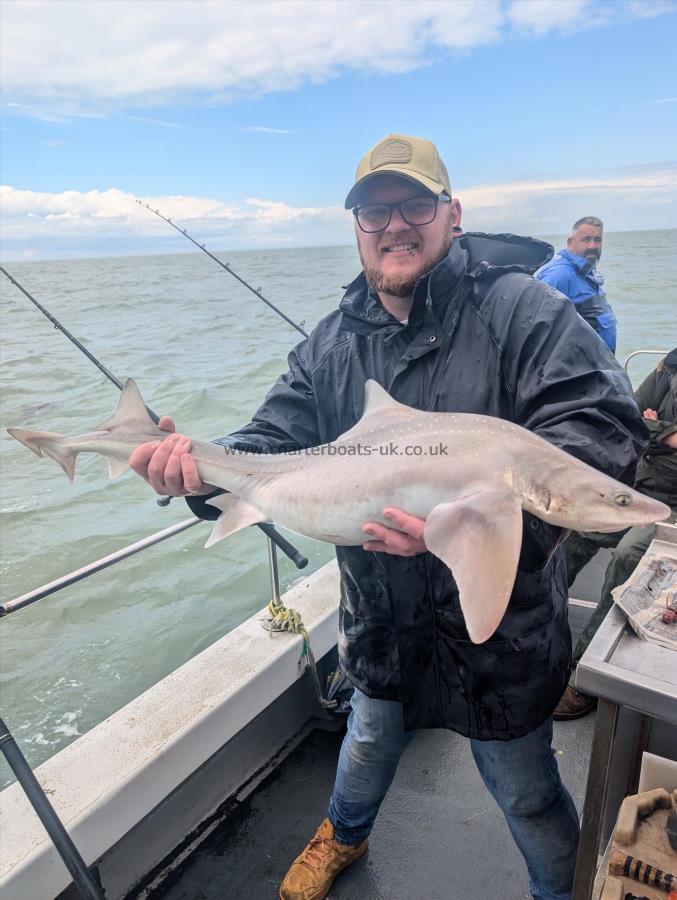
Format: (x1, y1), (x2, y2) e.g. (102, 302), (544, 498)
(370, 139), (412, 170)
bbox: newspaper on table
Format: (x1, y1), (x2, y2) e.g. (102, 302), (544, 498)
(612, 547), (677, 651)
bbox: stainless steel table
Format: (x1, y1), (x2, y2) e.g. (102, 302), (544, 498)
(571, 522), (677, 900)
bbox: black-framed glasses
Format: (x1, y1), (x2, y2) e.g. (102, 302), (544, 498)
(353, 194), (450, 233)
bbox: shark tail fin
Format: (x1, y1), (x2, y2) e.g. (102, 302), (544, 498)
(7, 428), (78, 482)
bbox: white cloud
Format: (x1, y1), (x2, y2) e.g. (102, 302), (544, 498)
(1, 1), (674, 114)
(125, 115), (180, 129)
(4, 101), (101, 124)
(506, 0), (591, 35)
(241, 127), (290, 135)
(2, 164), (675, 259)
(0, 185), (348, 256)
(458, 166), (677, 232)
(506, 0), (673, 34)
(0, 185), (337, 231)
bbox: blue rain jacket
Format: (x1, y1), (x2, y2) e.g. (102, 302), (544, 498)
(534, 249), (617, 353)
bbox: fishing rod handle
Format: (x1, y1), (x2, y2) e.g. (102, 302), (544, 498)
(258, 523), (308, 569)
(141, 406), (172, 506)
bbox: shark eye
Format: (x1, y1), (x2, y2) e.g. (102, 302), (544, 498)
(614, 492), (632, 507)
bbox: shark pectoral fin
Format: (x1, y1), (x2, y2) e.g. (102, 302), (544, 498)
(423, 490), (523, 644)
(204, 494), (270, 548)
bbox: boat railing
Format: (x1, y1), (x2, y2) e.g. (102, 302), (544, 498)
(0, 518), (289, 618)
(623, 349), (668, 376)
(0, 515), (326, 900)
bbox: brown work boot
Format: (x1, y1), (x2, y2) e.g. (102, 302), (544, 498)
(553, 685), (597, 721)
(279, 818), (367, 900)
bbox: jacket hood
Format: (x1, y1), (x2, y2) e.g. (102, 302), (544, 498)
(663, 348), (677, 370)
(461, 232), (554, 280)
(339, 232), (554, 332)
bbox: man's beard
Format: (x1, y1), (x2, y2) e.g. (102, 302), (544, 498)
(359, 229), (454, 298)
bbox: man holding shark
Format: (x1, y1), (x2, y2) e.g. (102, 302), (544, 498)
(130, 135), (648, 899)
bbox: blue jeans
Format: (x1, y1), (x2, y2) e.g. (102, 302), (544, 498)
(327, 688), (580, 900)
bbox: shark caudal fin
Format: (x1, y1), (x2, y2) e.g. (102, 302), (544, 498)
(424, 489), (523, 643)
(204, 493), (270, 547)
(7, 428), (78, 482)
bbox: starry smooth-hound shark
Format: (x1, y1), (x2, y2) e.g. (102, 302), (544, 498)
(8, 379), (669, 643)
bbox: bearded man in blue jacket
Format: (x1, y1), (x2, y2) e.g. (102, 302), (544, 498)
(534, 216), (617, 353)
(130, 136), (646, 900)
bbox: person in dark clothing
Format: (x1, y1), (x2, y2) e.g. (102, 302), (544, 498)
(129, 134), (648, 900)
(555, 349), (677, 720)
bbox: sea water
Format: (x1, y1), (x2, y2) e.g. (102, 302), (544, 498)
(1, 230), (675, 785)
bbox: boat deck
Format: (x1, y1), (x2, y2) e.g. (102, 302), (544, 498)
(158, 716), (594, 900)
(155, 557), (607, 900)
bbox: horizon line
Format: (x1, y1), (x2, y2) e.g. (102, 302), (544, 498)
(1, 225), (676, 265)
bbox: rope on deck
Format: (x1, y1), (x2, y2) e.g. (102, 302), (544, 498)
(266, 598), (336, 709)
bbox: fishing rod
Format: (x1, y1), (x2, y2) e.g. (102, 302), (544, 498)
(0, 266), (307, 568)
(135, 200), (309, 338)
(0, 265), (126, 396)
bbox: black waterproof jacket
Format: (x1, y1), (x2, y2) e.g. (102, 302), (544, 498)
(189, 234), (648, 740)
(633, 348), (677, 509)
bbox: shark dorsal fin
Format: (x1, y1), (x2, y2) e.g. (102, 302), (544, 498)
(97, 379), (155, 431)
(363, 380), (404, 415)
(335, 380), (409, 442)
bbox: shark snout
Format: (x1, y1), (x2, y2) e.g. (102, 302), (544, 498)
(586, 492), (670, 533)
(538, 477), (671, 533)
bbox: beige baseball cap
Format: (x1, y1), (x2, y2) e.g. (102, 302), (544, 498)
(344, 133), (451, 209)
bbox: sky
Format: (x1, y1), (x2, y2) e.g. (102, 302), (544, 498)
(1, 0), (676, 260)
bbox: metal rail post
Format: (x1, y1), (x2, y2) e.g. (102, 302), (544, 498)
(0, 717), (105, 899)
(267, 536), (281, 606)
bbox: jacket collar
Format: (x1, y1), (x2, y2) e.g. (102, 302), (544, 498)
(558, 248), (588, 268)
(339, 239), (469, 334)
